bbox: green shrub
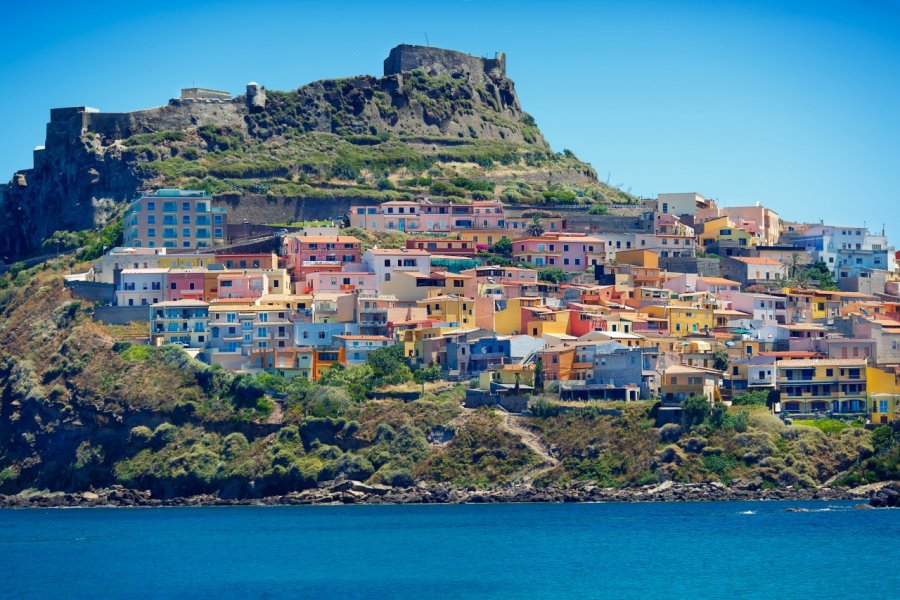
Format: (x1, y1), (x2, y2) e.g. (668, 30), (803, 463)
(151, 423), (178, 448)
(129, 426), (154, 446)
(530, 399), (564, 417)
(733, 390), (770, 406)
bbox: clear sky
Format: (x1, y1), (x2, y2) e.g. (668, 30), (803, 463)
(2, 0), (898, 237)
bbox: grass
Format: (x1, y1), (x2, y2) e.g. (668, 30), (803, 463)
(792, 419), (863, 434)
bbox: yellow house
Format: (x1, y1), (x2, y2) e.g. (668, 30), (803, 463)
(661, 365), (723, 404)
(478, 363), (535, 390)
(416, 295), (475, 327)
(868, 366), (900, 424)
(523, 306), (571, 338)
(457, 229), (514, 249)
(667, 305), (714, 337)
(778, 359), (867, 416)
(157, 253), (217, 269)
(871, 395), (899, 425)
(401, 325), (460, 361)
(381, 270), (472, 302)
(487, 297), (542, 335)
(615, 249), (659, 268)
(699, 216), (755, 249)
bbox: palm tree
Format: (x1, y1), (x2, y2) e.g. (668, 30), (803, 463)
(786, 251), (804, 281)
(791, 268), (812, 290)
(532, 359), (545, 393)
(526, 215), (545, 237)
(513, 373), (522, 395)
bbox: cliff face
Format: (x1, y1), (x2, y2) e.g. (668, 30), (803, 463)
(0, 44), (607, 260)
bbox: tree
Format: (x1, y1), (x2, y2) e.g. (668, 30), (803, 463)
(712, 349), (729, 372)
(806, 260), (838, 290)
(786, 251), (805, 281)
(229, 374), (265, 407)
(413, 363), (442, 392)
(366, 344), (412, 386)
(681, 395), (711, 430)
(588, 204), (608, 215)
(532, 359), (545, 393)
(513, 373), (522, 395)
(490, 237), (513, 257)
(525, 215), (545, 237)
(538, 267), (568, 284)
(871, 425), (896, 455)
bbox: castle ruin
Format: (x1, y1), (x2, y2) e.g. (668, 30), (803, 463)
(384, 44), (506, 80)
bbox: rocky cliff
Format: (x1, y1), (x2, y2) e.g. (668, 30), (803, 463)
(0, 44), (624, 260)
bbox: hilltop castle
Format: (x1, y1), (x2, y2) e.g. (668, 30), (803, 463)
(384, 44), (506, 80)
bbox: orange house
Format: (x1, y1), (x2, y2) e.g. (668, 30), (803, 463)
(536, 345), (576, 382)
(312, 347), (347, 381)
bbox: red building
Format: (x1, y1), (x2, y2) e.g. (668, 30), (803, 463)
(282, 235), (362, 281)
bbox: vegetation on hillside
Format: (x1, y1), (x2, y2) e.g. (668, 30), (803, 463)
(0, 258), (895, 499)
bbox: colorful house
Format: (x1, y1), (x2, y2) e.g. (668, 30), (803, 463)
(777, 358), (867, 416)
(512, 233), (605, 272)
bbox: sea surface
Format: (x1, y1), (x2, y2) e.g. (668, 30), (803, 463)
(1, 500), (897, 599)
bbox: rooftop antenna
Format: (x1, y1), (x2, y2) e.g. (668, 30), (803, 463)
(424, 33), (430, 46)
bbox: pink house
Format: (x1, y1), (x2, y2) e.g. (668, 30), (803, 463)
(305, 270), (378, 294)
(512, 233), (605, 272)
(282, 235), (362, 281)
(166, 268), (207, 301)
(348, 199), (506, 232)
(217, 272), (268, 299)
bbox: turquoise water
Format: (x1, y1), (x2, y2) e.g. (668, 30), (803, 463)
(1, 501), (898, 599)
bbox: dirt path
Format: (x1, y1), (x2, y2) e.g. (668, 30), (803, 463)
(498, 411), (559, 484)
(266, 399), (284, 425)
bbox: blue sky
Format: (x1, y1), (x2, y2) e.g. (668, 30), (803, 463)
(2, 0), (898, 237)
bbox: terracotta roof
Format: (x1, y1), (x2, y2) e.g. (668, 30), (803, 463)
(731, 257), (783, 265)
(699, 276), (741, 285)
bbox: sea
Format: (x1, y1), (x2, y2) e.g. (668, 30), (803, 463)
(1, 500), (897, 599)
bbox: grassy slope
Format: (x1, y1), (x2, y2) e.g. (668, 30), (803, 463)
(0, 263), (895, 497)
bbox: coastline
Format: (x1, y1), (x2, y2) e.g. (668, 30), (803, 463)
(2, 480), (888, 509)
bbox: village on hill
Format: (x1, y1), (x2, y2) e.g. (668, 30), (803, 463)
(62, 188), (900, 427)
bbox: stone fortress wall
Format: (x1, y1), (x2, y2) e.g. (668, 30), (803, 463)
(384, 44), (506, 80)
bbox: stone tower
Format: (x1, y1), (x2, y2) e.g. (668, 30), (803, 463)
(246, 82), (266, 110)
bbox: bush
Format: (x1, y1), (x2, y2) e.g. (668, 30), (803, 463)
(530, 398), (564, 417)
(222, 432), (249, 460)
(230, 375), (266, 407)
(681, 395), (710, 430)
(129, 426), (154, 446)
(151, 423), (178, 449)
(658, 423), (683, 443)
(703, 453), (735, 475)
(733, 390), (769, 406)
(538, 268), (568, 284)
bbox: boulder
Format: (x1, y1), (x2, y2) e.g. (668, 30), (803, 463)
(869, 483), (900, 508)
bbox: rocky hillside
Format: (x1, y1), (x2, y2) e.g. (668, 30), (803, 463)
(0, 44), (632, 260)
(1, 262), (896, 500)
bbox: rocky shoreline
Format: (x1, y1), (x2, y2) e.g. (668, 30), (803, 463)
(3, 479), (893, 509)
